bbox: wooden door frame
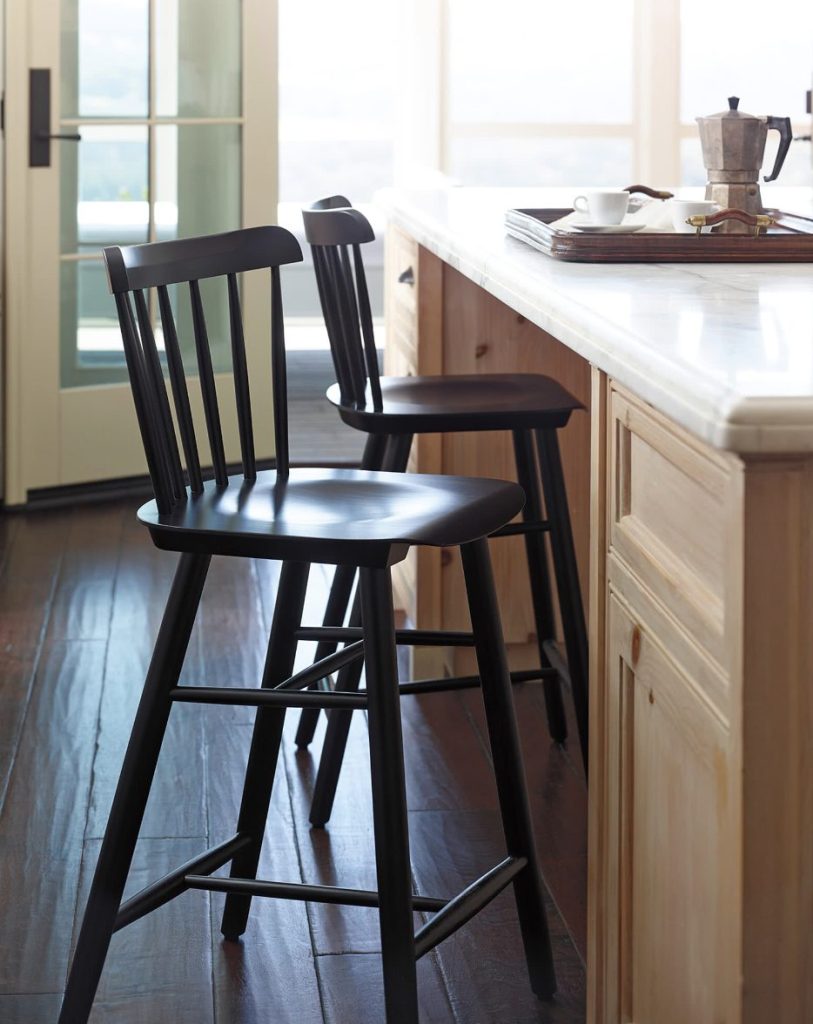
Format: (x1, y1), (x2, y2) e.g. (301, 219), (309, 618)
(3, 0), (278, 506)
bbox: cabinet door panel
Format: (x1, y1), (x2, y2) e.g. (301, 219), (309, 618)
(605, 593), (735, 1024)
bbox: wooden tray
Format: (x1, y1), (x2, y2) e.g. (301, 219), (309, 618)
(505, 207), (813, 263)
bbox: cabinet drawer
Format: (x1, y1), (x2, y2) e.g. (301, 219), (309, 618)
(608, 384), (741, 672)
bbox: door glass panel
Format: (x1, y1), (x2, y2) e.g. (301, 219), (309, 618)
(154, 124), (242, 242)
(59, 2), (244, 389)
(60, 259), (131, 387)
(155, 0), (242, 117)
(61, 125), (149, 253)
(61, 0), (149, 118)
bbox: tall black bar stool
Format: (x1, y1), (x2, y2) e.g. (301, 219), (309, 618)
(295, 198), (588, 826)
(58, 226), (559, 1024)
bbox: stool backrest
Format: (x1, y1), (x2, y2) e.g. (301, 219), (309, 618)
(301, 197), (383, 412)
(103, 226), (303, 514)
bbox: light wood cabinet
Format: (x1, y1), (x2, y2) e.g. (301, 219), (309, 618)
(386, 229), (813, 1022)
(600, 593), (735, 1023)
(591, 372), (813, 1024)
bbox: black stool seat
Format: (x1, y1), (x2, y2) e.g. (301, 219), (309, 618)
(328, 373), (581, 434)
(140, 467), (525, 567)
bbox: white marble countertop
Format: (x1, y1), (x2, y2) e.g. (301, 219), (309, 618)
(378, 185), (813, 453)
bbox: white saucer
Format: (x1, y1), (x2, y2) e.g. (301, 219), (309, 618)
(569, 223), (645, 234)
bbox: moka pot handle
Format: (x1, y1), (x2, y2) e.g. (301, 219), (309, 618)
(764, 116), (793, 182)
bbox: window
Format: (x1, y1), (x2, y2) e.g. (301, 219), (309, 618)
(442, 0), (812, 187)
(277, 0), (397, 462)
(447, 0), (635, 186)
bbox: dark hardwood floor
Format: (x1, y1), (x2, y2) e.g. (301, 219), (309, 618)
(0, 499), (586, 1023)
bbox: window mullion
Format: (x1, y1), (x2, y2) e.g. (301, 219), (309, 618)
(633, 0), (681, 185)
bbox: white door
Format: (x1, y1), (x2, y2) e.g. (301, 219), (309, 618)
(4, 0), (277, 504)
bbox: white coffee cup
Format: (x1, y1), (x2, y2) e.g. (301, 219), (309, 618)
(572, 190), (630, 225)
(670, 199), (719, 234)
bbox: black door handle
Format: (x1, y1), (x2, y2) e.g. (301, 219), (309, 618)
(37, 131), (82, 142)
(397, 266), (415, 286)
(29, 69), (81, 166)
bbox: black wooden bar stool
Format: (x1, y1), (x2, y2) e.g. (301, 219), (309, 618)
(294, 198), (588, 827)
(58, 226), (558, 1024)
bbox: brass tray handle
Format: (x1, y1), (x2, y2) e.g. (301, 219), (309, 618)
(624, 184), (674, 200)
(686, 209), (776, 238)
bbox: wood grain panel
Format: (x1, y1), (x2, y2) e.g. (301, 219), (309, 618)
(86, 515), (206, 840)
(436, 258), (591, 652)
(740, 456), (813, 1024)
(385, 231), (445, 678)
(0, 639), (106, 993)
(79, 838), (215, 1023)
(409, 810), (586, 1024)
(609, 384), (739, 676)
(604, 593), (734, 1024)
(205, 719), (324, 1024)
(0, 510), (68, 810)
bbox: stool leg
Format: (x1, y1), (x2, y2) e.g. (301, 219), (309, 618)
(294, 432), (390, 749)
(361, 565), (419, 1024)
(512, 429), (567, 743)
(308, 590), (363, 827)
(535, 428), (589, 773)
(221, 559), (310, 939)
(293, 562), (356, 749)
(461, 538), (557, 1000)
(58, 552), (211, 1024)
(308, 433), (413, 828)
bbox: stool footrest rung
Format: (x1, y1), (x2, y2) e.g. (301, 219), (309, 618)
(394, 667), (555, 696)
(295, 626), (475, 648)
(114, 834), (250, 932)
(170, 686), (367, 710)
(185, 874), (447, 913)
(414, 855), (527, 959)
(491, 519), (550, 538)
(275, 639), (364, 692)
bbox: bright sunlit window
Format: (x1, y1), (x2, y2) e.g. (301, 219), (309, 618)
(444, 0), (812, 188)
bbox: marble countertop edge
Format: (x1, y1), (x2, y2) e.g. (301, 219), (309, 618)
(379, 188), (813, 455)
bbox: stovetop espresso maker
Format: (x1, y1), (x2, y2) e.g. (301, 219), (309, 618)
(696, 97), (792, 232)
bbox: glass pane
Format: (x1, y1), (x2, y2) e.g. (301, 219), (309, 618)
(61, 125), (149, 253)
(61, 0), (148, 118)
(60, 259), (130, 387)
(448, 0), (633, 123)
(449, 137), (633, 187)
(155, 0), (242, 117)
(154, 124), (242, 241)
(681, 0), (813, 122)
(155, 125), (242, 374)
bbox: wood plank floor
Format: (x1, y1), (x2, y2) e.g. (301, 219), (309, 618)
(0, 499), (586, 1023)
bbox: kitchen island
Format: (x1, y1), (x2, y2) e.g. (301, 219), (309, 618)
(379, 186), (813, 1024)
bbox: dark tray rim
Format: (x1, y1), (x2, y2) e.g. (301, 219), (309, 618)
(505, 207), (813, 263)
